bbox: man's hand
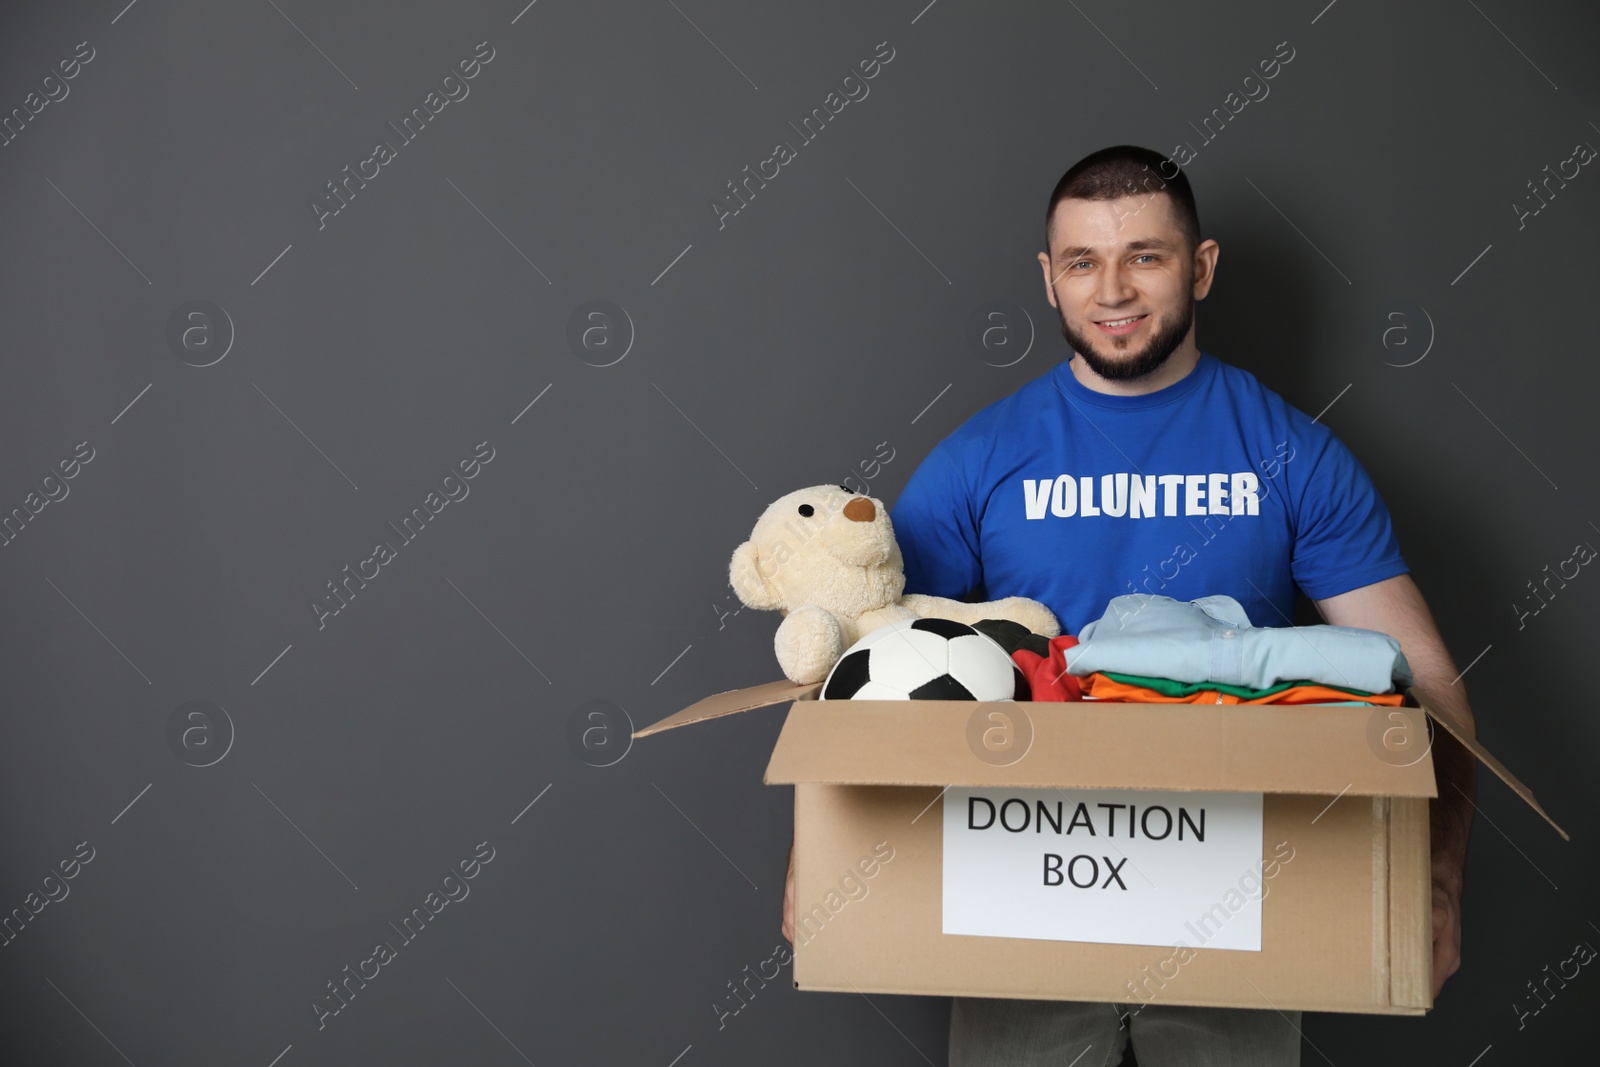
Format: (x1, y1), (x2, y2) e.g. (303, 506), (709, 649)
(1317, 576), (1478, 1003)
(1432, 880), (1462, 997)
(781, 840), (795, 945)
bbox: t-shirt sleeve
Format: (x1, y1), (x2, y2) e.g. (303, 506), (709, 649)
(1290, 428), (1410, 599)
(890, 438), (984, 601)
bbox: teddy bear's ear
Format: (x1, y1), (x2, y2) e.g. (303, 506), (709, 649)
(729, 540), (781, 610)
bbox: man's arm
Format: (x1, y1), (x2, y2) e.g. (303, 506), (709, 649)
(1313, 572), (1478, 998)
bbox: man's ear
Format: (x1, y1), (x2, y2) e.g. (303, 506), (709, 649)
(729, 540), (781, 610)
(1036, 250), (1059, 309)
(1192, 237), (1220, 300)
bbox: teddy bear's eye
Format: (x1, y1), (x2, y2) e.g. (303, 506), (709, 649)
(838, 484), (853, 494)
(797, 504), (814, 517)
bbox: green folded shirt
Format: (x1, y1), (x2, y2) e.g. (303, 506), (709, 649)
(1097, 671), (1382, 699)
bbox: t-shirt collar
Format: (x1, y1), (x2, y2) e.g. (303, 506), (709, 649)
(1052, 350), (1215, 410)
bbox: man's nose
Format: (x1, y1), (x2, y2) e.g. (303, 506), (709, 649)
(843, 497), (876, 522)
(1095, 266), (1129, 304)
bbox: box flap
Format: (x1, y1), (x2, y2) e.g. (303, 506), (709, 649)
(1407, 686), (1569, 841)
(764, 699), (1439, 796)
(632, 679), (821, 738)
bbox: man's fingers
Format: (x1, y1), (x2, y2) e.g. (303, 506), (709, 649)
(1429, 895), (1461, 997)
(782, 841), (796, 944)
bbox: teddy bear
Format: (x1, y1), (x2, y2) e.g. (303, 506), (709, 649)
(729, 484), (1061, 684)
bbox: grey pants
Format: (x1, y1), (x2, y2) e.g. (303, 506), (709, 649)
(949, 996), (1302, 1066)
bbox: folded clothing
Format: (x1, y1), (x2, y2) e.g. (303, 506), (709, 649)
(975, 612), (1409, 706)
(1064, 593), (1413, 694)
(1079, 671), (1406, 706)
(1095, 671), (1401, 701)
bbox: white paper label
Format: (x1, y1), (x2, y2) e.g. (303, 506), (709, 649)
(942, 786), (1266, 951)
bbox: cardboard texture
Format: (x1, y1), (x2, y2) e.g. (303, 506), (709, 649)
(637, 680), (1564, 1015)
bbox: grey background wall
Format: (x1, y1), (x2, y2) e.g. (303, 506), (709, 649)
(0, 0), (1594, 1063)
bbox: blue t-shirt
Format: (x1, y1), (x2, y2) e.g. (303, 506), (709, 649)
(890, 352), (1409, 637)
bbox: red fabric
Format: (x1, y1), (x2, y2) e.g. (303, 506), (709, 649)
(1011, 635), (1082, 701)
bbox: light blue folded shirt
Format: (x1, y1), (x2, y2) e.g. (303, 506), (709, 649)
(1064, 594), (1413, 694)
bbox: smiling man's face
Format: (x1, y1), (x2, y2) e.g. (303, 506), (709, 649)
(1037, 193), (1218, 384)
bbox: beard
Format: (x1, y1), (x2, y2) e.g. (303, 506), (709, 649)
(1057, 293), (1195, 383)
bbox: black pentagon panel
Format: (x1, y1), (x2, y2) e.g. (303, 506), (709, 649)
(973, 617), (1049, 658)
(908, 674), (976, 700)
(1012, 664), (1030, 701)
(822, 648), (873, 700)
(910, 617), (977, 641)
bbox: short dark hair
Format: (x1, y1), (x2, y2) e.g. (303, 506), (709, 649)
(1044, 145), (1201, 254)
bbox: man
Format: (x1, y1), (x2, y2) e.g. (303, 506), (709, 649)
(780, 145), (1477, 1065)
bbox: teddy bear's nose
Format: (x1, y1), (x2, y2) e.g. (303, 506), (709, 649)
(843, 497), (876, 523)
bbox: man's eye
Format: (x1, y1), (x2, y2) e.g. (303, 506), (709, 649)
(1135, 254), (1156, 264)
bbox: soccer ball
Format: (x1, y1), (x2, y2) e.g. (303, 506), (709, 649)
(820, 618), (1024, 701)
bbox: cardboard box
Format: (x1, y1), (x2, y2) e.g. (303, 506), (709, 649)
(636, 680), (1565, 1015)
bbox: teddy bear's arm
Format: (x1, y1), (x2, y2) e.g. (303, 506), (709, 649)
(899, 593), (1061, 638)
(773, 605), (847, 684)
